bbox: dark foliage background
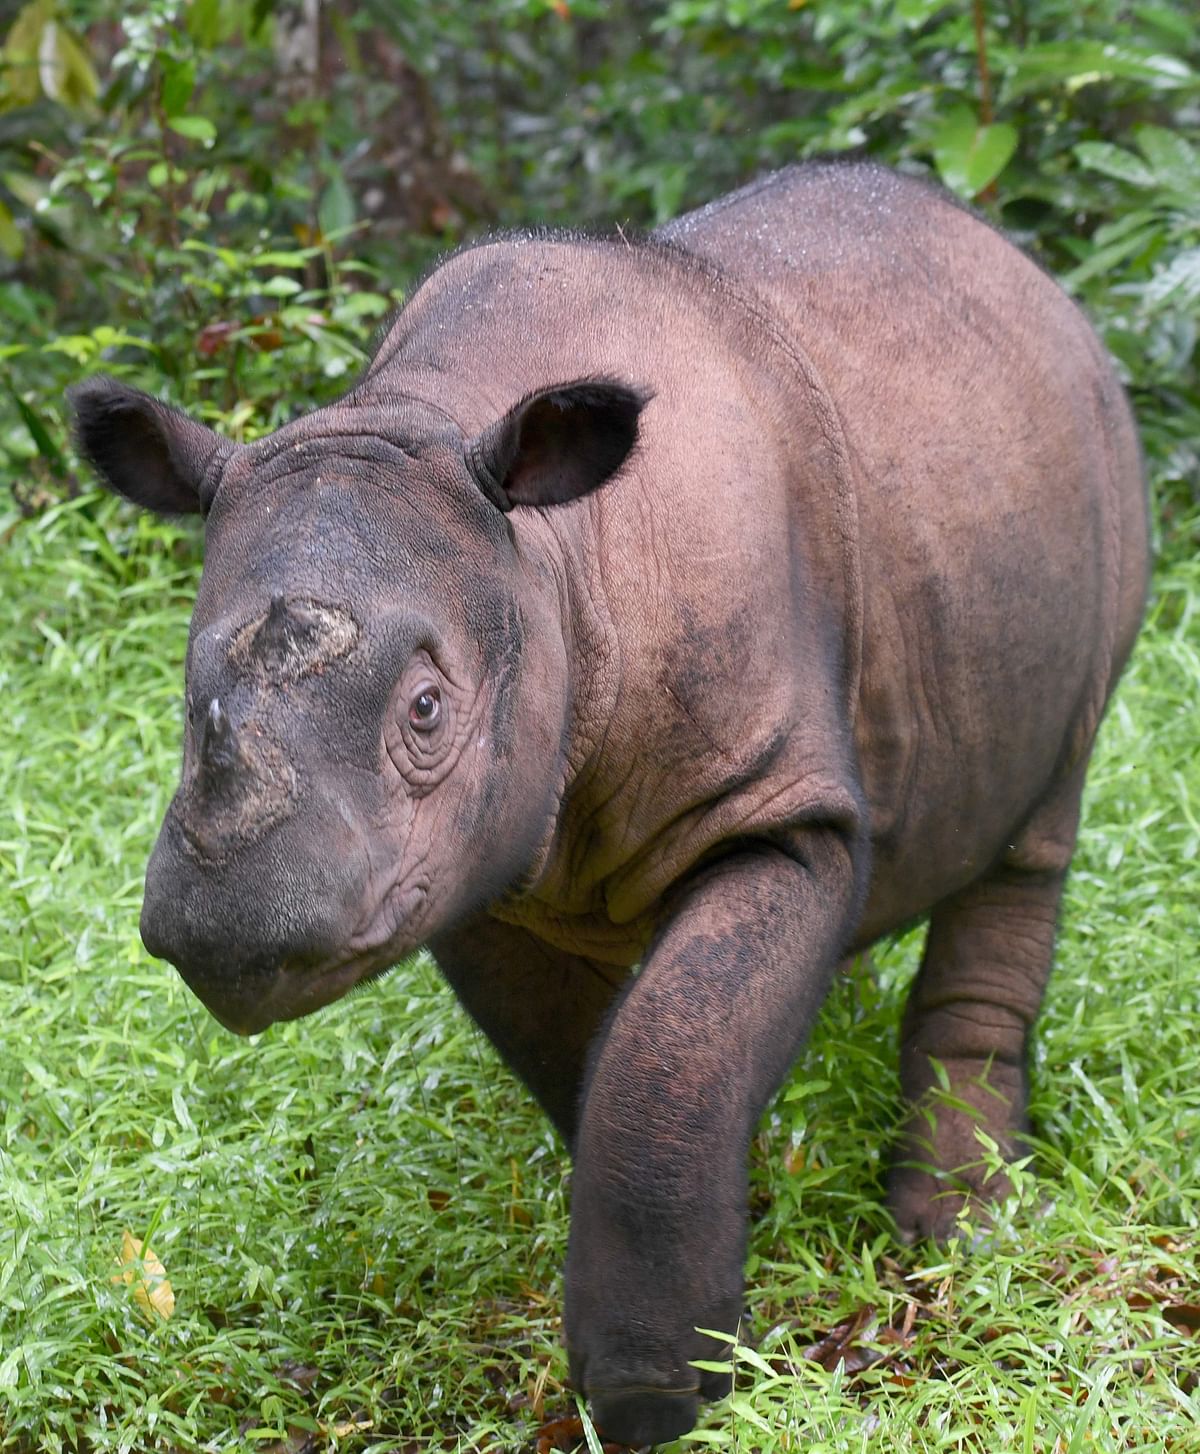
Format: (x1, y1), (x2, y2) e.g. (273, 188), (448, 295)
(0, 0), (1197, 549)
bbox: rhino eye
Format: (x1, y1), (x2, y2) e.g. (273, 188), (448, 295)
(409, 686), (441, 729)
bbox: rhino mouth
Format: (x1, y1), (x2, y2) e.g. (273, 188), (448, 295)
(190, 947), (395, 1036)
(192, 880), (429, 1036)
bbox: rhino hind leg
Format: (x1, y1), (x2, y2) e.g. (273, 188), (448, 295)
(887, 767), (1088, 1244)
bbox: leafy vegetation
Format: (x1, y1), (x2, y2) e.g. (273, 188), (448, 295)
(2, 1), (1199, 541)
(1, 1), (1198, 1451)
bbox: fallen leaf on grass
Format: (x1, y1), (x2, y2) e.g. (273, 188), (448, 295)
(798, 1303), (882, 1373)
(1163, 1303), (1200, 1335)
(112, 1229), (174, 1323)
(326, 1414), (373, 1437)
(275, 1360), (320, 1390)
(256, 1428), (318, 1454)
(534, 1412), (628, 1453)
(535, 1415), (583, 1453)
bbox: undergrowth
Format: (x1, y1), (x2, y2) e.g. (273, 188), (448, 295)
(1, 496), (1197, 1451)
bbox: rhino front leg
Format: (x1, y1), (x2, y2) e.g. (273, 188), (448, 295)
(565, 836), (861, 1446)
(429, 916), (625, 1145)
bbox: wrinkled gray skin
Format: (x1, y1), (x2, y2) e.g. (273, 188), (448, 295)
(71, 163), (1148, 1446)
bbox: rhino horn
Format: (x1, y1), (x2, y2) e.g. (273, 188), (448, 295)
(200, 697), (239, 777)
(253, 592), (297, 662)
(229, 596), (358, 680)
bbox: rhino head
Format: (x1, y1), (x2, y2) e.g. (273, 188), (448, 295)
(70, 375), (646, 1033)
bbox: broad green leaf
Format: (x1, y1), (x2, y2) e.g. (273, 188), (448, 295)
(90, 325), (153, 352)
(171, 1085), (195, 1133)
(42, 333), (97, 363)
(1074, 141), (1157, 189)
(932, 108), (1018, 197)
(0, 1349), (22, 1392)
(181, 239), (243, 266)
(1092, 209), (1159, 248)
(2, 168), (44, 211)
(36, 21), (98, 109)
(1143, 247), (1200, 309)
(186, 0), (223, 48)
(317, 171), (355, 240)
(652, 164), (688, 222)
(1, 0), (51, 107)
(1134, 124), (1200, 193)
(0, 198), (21, 259)
(252, 248), (320, 267)
(1132, 4), (1197, 48)
(40, 326), (153, 362)
(53, 24), (98, 108)
(167, 115), (217, 143)
(896, 0), (946, 24)
(963, 120), (1017, 194)
(725, 1393), (774, 1433)
(1003, 41), (1193, 101)
(773, 64), (854, 93)
(333, 291), (392, 321)
(730, 1341), (779, 1377)
(161, 57), (196, 119)
(257, 275), (302, 297)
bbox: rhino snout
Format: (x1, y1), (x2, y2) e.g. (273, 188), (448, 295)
(140, 788), (376, 1034)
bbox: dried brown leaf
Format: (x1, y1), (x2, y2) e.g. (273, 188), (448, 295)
(1163, 1302), (1200, 1335)
(113, 1229), (174, 1324)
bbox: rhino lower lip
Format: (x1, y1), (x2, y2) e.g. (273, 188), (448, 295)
(259, 883), (429, 1029)
(208, 951), (395, 1036)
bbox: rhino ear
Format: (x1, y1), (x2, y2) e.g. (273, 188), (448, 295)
(67, 376), (232, 516)
(466, 377), (651, 512)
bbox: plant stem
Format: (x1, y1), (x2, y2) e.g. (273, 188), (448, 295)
(972, 0), (994, 125)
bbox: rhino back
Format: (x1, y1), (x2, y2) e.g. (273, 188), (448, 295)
(662, 163), (1149, 933)
(352, 172), (1148, 955)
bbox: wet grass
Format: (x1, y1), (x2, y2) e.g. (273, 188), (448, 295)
(1, 494), (1198, 1453)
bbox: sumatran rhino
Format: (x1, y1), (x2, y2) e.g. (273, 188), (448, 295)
(71, 162), (1148, 1445)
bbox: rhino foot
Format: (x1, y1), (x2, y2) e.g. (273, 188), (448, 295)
(590, 1386), (699, 1448)
(886, 1064), (1028, 1245)
(886, 1159), (1016, 1245)
(580, 1355), (733, 1447)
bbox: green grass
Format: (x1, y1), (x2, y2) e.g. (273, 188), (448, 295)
(1, 494), (1198, 1454)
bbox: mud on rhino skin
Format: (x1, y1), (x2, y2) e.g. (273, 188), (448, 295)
(70, 161), (1149, 1446)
